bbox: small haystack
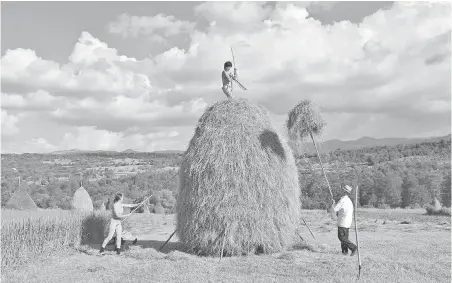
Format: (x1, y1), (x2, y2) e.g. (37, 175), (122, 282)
(154, 203), (165, 214)
(5, 185), (38, 211)
(433, 197), (442, 210)
(177, 98), (300, 256)
(72, 185), (94, 212)
(143, 203), (150, 214)
(99, 202), (106, 211)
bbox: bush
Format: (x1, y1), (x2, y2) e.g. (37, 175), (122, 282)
(377, 203), (390, 209)
(409, 203), (422, 209)
(425, 205), (451, 216)
(440, 207), (451, 216)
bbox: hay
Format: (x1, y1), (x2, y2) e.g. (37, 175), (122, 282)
(99, 202), (106, 211)
(5, 185), (38, 211)
(154, 203), (165, 214)
(143, 203), (150, 214)
(286, 99), (326, 141)
(433, 198), (442, 210)
(72, 186), (94, 212)
(177, 98), (300, 256)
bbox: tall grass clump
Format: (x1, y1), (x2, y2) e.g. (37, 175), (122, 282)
(1, 209), (110, 269)
(177, 99), (300, 256)
(426, 205), (451, 216)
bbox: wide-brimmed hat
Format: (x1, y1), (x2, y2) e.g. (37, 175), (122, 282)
(342, 185), (352, 194)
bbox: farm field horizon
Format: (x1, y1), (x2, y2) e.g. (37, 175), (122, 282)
(2, 208), (450, 283)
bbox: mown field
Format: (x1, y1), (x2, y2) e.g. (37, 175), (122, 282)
(1, 208), (450, 283)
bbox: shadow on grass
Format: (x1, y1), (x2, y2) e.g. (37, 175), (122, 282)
(84, 239), (186, 255)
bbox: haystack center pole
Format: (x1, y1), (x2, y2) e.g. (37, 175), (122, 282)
(310, 133), (334, 201)
(354, 185), (362, 279)
(230, 46), (235, 95)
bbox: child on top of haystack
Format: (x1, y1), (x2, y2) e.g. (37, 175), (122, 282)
(221, 61), (237, 99)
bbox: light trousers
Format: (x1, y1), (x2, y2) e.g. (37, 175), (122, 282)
(102, 219), (122, 249)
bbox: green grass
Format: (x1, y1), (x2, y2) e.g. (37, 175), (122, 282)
(1, 209), (450, 283)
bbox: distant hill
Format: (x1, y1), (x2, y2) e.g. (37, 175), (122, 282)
(121, 149), (141, 154)
(152, 150), (184, 154)
(50, 149), (184, 155)
(50, 149), (117, 155)
(48, 135), (450, 155)
(299, 134), (451, 152)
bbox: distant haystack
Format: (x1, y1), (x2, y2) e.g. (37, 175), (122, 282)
(433, 198), (442, 210)
(72, 186), (94, 212)
(143, 203), (150, 214)
(154, 203), (165, 214)
(177, 99), (300, 256)
(99, 202), (106, 211)
(5, 185), (38, 211)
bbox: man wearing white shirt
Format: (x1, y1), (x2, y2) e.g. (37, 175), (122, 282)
(331, 185), (357, 256)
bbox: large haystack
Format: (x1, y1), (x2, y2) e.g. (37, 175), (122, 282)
(177, 99), (300, 256)
(5, 185), (38, 211)
(72, 186), (94, 212)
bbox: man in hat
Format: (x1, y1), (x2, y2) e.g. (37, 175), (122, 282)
(331, 185), (357, 256)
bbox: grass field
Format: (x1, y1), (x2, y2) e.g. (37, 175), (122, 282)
(1, 208), (450, 283)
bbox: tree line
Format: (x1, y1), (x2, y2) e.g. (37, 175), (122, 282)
(1, 139), (450, 211)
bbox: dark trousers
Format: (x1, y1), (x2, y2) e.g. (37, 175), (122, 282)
(338, 227), (357, 254)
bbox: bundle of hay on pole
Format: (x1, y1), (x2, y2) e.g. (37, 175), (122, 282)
(177, 98), (300, 256)
(286, 99), (325, 141)
(72, 185), (94, 212)
(5, 184), (38, 211)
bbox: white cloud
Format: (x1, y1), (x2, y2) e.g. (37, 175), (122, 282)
(59, 126), (183, 152)
(1, 110), (20, 136)
(25, 138), (57, 153)
(1, 2), (450, 153)
(1, 90), (59, 110)
(1, 32), (151, 99)
(107, 13), (195, 43)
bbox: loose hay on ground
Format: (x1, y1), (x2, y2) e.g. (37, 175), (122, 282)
(177, 98), (301, 256)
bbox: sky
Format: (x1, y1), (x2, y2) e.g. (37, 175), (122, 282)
(1, 1), (451, 153)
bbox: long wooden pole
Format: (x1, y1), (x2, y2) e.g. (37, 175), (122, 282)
(354, 185), (362, 279)
(310, 133), (334, 201)
(301, 216), (316, 240)
(159, 229), (177, 252)
(230, 47), (235, 94)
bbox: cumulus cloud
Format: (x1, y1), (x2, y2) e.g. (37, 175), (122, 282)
(1, 110), (20, 137)
(107, 13), (195, 43)
(58, 126), (184, 152)
(1, 1), (450, 153)
(1, 32), (151, 99)
(1, 90), (60, 111)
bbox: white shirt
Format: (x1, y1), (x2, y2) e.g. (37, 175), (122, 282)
(333, 195), (354, 228)
(112, 202), (124, 220)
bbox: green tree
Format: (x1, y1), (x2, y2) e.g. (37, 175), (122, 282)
(401, 173), (419, 208)
(441, 171), (451, 207)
